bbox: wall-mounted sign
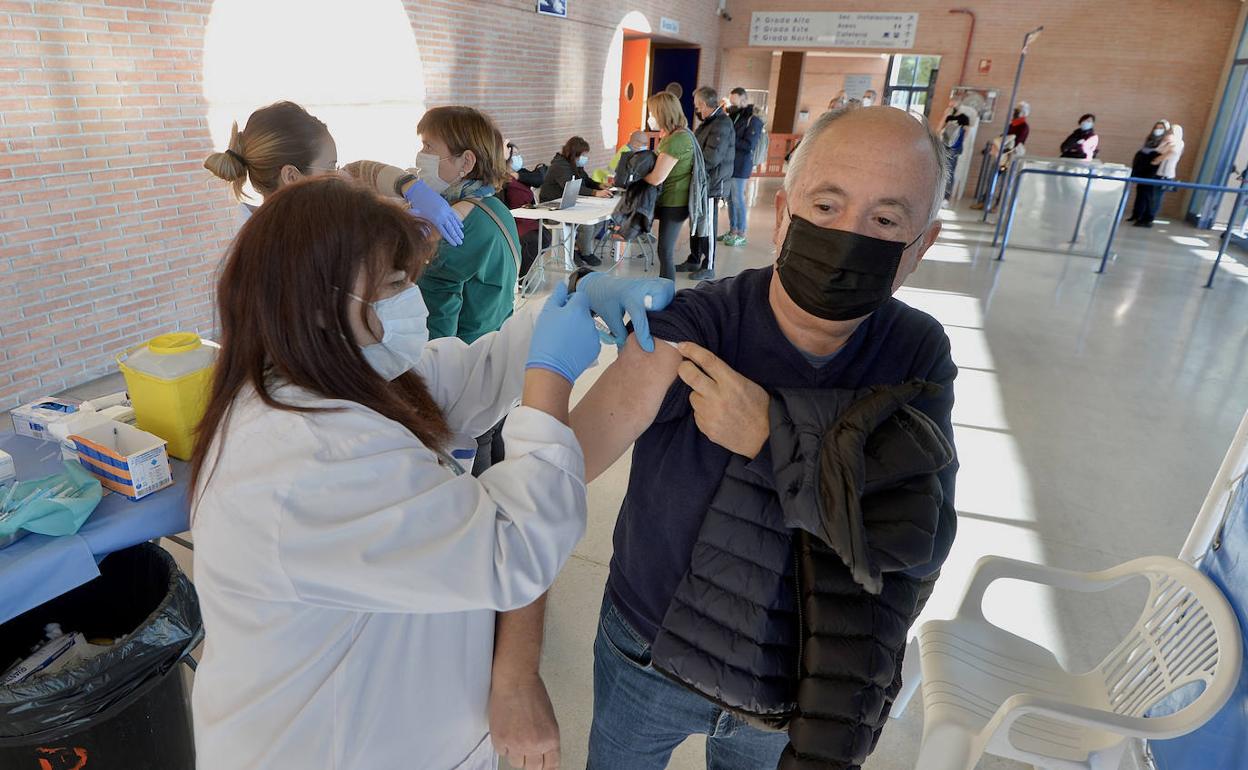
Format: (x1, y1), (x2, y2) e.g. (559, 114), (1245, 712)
(750, 12), (917, 49)
(843, 74), (875, 100)
(537, 0), (567, 18)
(978, 58), (991, 74)
(660, 17), (680, 35)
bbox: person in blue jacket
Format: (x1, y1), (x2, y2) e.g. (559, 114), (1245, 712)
(723, 87), (763, 247)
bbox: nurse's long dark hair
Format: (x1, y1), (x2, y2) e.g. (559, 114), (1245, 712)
(190, 175), (452, 506)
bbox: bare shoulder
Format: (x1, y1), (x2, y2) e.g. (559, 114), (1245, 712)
(613, 334), (682, 382)
(572, 332), (683, 478)
(584, 334), (682, 416)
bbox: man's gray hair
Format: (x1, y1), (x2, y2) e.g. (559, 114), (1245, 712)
(784, 105), (948, 225)
(694, 86), (718, 105)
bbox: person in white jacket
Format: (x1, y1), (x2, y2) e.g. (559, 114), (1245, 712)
(188, 175), (673, 770)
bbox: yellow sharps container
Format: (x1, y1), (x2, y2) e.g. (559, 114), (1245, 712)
(117, 333), (218, 460)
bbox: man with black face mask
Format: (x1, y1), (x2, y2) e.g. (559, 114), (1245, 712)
(559, 104), (959, 769)
(678, 86), (736, 280)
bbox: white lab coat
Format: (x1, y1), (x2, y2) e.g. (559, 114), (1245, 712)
(190, 307), (586, 770)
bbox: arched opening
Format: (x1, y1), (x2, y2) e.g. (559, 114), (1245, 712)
(203, 0), (427, 197)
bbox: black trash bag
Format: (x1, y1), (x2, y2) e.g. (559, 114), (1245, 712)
(0, 543), (202, 741)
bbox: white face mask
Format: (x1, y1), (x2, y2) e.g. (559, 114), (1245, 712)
(1080, 121), (1094, 131)
(647, 115), (659, 131)
(861, 97), (874, 107)
(1152, 128), (1165, 137)
(510, 154), (524, 171)
(349, 285), (430, 381)
(414, 152), (451, 194)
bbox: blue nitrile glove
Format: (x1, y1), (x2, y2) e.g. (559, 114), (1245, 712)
(576, 273), (676, 352)
(403, 179), (465, 246)
(526, 283), (601, 383)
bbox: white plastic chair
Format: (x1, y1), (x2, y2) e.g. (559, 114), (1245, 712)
(913, 555), (1242, 770)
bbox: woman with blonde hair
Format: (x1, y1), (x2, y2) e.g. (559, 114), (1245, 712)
(204, 100), (462, 243)
(643, 91), (710, 279)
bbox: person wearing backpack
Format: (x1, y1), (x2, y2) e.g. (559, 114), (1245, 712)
(724, 87), (763, 247)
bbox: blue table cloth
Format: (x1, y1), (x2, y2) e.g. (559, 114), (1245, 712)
(0, 433), (191, 624)
(1148, 478), (1248, 766)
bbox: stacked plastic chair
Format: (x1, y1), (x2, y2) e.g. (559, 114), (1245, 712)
(900, 411), (1248, 769)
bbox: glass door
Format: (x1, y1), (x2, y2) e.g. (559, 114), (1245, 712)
(1189, 15), (1248, 228)
(884, 55), (941, 118)
(1189, 61), (1248, 228)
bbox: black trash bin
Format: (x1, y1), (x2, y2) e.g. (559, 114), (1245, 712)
(0, 543), (202, 769)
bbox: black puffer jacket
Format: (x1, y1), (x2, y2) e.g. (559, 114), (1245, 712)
(651, 381), (955, 769)
(609, 150), (659, 241)
(775, 382), (952, 769)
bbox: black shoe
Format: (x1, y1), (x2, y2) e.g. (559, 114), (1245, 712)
(675, 260), (701, 273)
(576, 251), (602, 267)
(1126, 216), (1137, 223)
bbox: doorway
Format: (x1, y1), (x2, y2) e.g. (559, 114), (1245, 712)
(616, 33), (701, 148)
(1189, 57), (1248, 230)
(884, 54), (941, 118)
(618, 36), (651, 150)
(651, 46), (700, 126)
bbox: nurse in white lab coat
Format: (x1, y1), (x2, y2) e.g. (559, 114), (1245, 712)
(188, 175), (667, 769)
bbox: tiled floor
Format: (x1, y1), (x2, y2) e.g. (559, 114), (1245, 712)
(65, 178), (1248, 769)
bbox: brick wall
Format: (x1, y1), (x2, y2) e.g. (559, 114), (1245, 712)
(0, 0), (725, 409)
(722, 1), (1241, 208)
(720, 47), (771, 95)
(792, 54), (890, 131)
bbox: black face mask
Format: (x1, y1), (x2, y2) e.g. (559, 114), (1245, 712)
(775, 214), (923, 321)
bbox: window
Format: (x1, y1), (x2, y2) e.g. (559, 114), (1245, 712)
(885, 55), (941, 118)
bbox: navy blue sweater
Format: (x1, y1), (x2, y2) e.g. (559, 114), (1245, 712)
(608, 266), (958, 642)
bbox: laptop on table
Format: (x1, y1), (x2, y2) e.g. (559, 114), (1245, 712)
(537, 178), (582, 210)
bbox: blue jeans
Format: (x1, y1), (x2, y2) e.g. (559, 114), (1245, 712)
(588, 596), (788, 769)
(727, 177), (749, 234)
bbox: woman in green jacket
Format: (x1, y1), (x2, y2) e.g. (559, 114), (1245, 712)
(346, 107), (521, 473)
(413, 106), (520, 344)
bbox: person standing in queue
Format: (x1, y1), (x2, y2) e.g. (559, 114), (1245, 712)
(1146, 124), (1185, 226)
(678, 86), (734, 281)
(642, 91), (710, 281)
(190, 175), (674, 770)
(1060, 113), (1099, 160)
(204, 100), (463, 245)
(539, 136), (614, 268)
(942, 113), (971, 201)
(723, 87), (763, 248)
(1129, 119), (1171, 227)
(1008, 101), (1032, 147)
